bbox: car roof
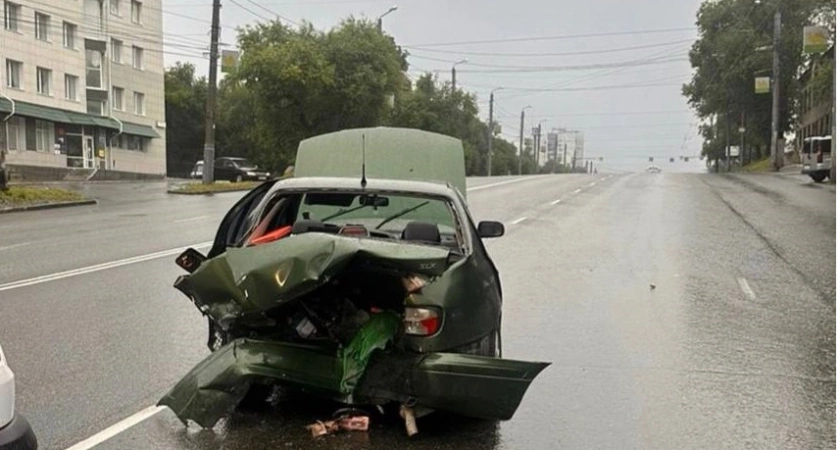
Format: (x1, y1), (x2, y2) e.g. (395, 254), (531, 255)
(269, 176), (461, 199)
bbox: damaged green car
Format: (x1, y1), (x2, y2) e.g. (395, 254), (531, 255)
(159, 127), (550, 430)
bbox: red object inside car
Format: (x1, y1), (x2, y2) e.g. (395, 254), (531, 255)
(249, 225), (293, 245)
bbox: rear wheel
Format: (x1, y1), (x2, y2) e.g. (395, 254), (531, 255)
(810, 172), (827, 183)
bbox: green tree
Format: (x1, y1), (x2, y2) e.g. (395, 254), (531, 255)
(164, 62), (206, 176)
(682, 0), (827, 161)
(230, 18), (408, 171)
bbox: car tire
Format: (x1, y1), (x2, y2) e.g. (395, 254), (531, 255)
(235, 174), (244, 183)
(810, 172), (827, 183)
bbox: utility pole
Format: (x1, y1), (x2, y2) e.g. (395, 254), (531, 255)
(832, 54), (836, 183)
(201, 0), (222, 184)
(535, 122), (542, 167)
(487, 87), (503, 177)
(725, 107), (731, 171)
(740, 112), (747, 166)
(563, 142), (568, 169)
(518, 110), (525, 175)
(770, 9), (782, 171)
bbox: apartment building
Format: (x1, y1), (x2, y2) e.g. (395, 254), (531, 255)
(0, 0), (165, 178)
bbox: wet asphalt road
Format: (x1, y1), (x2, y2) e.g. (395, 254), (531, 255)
(0, 172), (834, 449)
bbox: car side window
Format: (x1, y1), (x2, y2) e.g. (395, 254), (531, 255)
(207, 181), (277, 258)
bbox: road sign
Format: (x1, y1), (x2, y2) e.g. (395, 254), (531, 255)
(221, 50), (240, 73)
(755, 77), (770, 94)
(803, 26), (830, 54)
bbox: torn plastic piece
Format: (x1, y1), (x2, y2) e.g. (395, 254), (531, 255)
(399, 405), (418, 437)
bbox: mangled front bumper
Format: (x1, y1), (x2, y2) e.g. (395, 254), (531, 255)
(158, 338), (550, 428)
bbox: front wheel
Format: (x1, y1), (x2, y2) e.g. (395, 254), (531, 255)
(234, 174), (244, 183)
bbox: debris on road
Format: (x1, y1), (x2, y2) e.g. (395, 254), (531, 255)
(306, 414), (370, 437)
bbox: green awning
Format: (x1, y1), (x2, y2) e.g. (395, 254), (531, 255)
(0, 98), (120, 130)
(0, 98), (71, 123)
(121, 121), (161, 138)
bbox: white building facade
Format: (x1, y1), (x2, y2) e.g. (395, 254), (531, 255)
(0, 0), (165, 177)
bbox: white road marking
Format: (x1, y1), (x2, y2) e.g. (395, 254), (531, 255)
(0, 242), (30, 252)
(551, 199), (562, 205)
(573, 188), (582, 194)
(511, 216), (528, 225)
(0, 241), (213, 292)
(466, 177), (533, 192)
(173, 215), (209, 223)
(588, 182), (596, 187)
(737, 277), (757, 301)
(64, 405), (166, 450)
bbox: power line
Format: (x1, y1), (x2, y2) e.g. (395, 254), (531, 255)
(406, 27), (696, 48)
(239, 0), (301, 26)
(404, 39), (695, 58)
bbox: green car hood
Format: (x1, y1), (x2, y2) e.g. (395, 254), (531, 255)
(175, 233), (452, 327)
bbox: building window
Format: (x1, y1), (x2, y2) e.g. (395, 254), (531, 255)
(35, 120), (53, 152)
(109, 0), (119, 15)
(3, 1), (20, 31)
(87, 99), (105, 116)
(65, 74), (78, 100)
(130, 0), (141, 23)
(112, 86), (123, 110)
(62, 21), (76, 48)
(85, 49), (102, 88)
(36, 67), (51, 95)
(6, 117), (22, 151)
(111, 38), (122, 63)
(34, 12), (49, 41)
(133, 91), (144, 115)
(127, 135), (145, 151)
(132, 46), (143, 69)
(5, 59), (21, 89)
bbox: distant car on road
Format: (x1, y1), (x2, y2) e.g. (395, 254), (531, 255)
(647, 165), (661, 173)
(189, 160), (204, 179)
(213, 157), (272, 183)
(801, 135), (832, 183)
(0, 343), (37, 450)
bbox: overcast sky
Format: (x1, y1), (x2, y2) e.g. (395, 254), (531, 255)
(160, 0), (709, 172)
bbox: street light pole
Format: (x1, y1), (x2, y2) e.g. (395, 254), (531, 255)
(377, 5), (397, 33)
(487, 87), (503, 177)
(518, 105), (531, 175)
(770, 9), (782, 171)
(451, 59), (467, 94)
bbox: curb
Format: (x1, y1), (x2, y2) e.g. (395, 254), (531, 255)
(0, 199), (98, 214)
(166, 188), (252, 195)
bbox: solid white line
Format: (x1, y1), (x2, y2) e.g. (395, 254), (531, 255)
(466, 177), (533, 192)
(0, 241), (213, 292)
(511, 216), (528, 225)
(174, 215), (209, 223)
(64, 405), (166, 450)
(573, 188), (582, 194)
(737, 277), (757, 301)
(551, 199), (562, 205)
(0, 242), (30, 252)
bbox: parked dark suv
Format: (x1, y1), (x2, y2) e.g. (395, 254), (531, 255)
(213, 157), (272, 182)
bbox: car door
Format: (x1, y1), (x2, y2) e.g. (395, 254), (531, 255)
(207, 181), (278, 258)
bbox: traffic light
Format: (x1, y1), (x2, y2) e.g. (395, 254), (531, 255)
(649, 157), (654, 162)
(669, 157), (675, 163)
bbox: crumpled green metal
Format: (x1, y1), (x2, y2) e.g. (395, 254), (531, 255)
(339, 312), (401, 393)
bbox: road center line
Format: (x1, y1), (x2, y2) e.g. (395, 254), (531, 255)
(551, 199), (562, 205)
(64, 405), (166, 450)
(174, 215), (209, 223)
(737, 277), (757, 300)
(511, 216), (528, 225)
(0, 242), (30, 252)
(573, 188), (582, 194)
(0, 241), (213, 292)
(588, 182), (596, 187)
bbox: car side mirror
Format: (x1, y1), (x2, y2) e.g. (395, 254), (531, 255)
(175, 248), (207, 273)
(477, 221), (505, 238)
